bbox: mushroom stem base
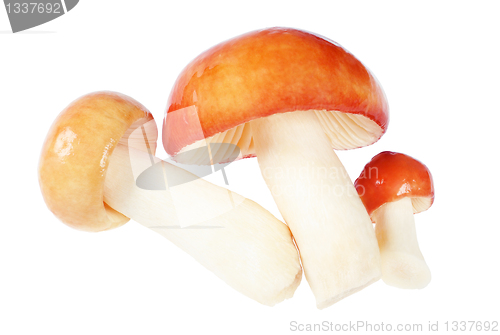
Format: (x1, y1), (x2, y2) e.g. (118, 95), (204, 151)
(372, 197), (431, 289)
(251, 110), (381, 309)
(103, 144), (302, 306)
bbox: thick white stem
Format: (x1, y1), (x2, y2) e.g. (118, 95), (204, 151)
(251, 110), (381, 309)
(372, 197), (431, 289)
(103, 144), (302, 306)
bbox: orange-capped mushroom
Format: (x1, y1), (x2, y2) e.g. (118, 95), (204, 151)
(163, 27), (389, 159)
(355, 151), (434, 289)
(163, 27), (389, 308)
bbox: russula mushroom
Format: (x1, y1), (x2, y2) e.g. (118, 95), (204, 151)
(162, 27), (389, 308)
(354, 151), (434, 289)
(39, 91), (302, 306)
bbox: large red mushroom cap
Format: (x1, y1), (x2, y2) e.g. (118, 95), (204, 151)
(354, 151), (435, 217)
(163, 27), (389, 163)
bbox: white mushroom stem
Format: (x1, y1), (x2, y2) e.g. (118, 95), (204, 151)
(251, 110), (381, 309)
(103, 144), (302, 306)
(372, 197), (431, 289)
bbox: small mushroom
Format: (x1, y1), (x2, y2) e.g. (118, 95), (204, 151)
(39, 91), (302, 306)
(163, 27), (389, 308)
(354, 151), (434, 289)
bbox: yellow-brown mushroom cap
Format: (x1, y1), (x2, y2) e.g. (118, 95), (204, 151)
(39, 91), (156, 232)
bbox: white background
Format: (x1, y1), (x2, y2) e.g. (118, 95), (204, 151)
(1, 1), (499, 334)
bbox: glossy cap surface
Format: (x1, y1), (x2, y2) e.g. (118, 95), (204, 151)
(163, 27), (389, 162)
(354, 151), (434, 216)
(39, 92), (156, 232)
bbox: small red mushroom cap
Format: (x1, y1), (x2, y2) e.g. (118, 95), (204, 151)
(354, 151), (434, 216)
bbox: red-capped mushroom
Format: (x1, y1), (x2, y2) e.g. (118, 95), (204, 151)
(39, 92), (302, 306)
(354, 151), (434, 289)
(163, 27), (389, 308)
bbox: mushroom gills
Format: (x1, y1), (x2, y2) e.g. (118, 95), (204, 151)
(250, 110), (381, 309)
(103, 143), (302, 306)
(176, 110), (383, 165)
(372, 197), (431, 289)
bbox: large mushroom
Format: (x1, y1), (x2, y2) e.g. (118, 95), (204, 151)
(162, 27), (389, 308)
(38, 91), (302, 306)
(354, 151), (434, 289)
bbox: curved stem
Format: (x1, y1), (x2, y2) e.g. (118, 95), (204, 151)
(103, 144), (302, 306)
(372, 197), (431, 289)
(251, 110), (381, 309)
